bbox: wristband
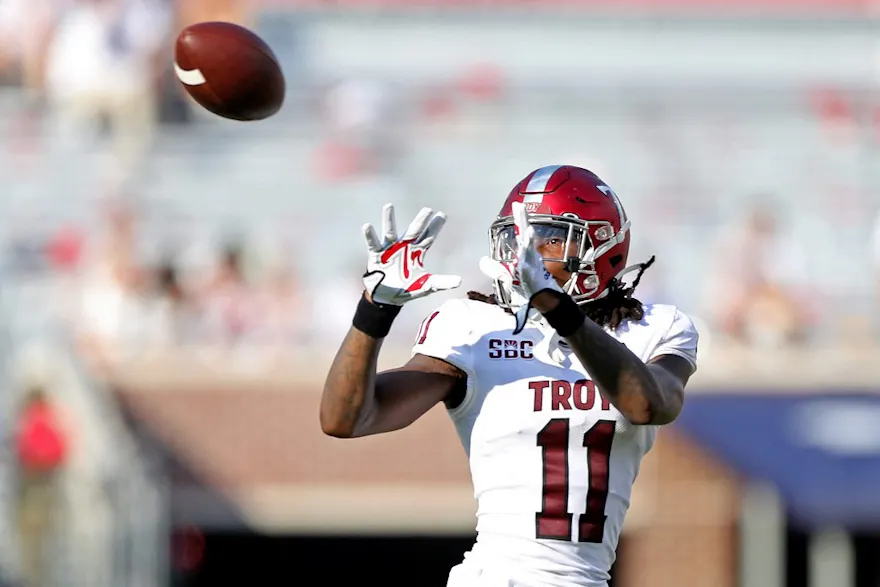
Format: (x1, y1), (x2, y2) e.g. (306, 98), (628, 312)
(352, 292), (402, 338)
(541, 292), (585, 338)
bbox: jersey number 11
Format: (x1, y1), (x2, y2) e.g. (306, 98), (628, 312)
(536, 418), (616, 543)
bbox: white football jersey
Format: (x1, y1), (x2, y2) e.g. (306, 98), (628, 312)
(411, 298), (699, 587)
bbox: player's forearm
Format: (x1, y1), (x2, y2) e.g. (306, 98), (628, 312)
(321, 293), (404, 437)
(320, 327), (383, 438)
(532, 291), (664, 425)
(562, 319), (664, 424)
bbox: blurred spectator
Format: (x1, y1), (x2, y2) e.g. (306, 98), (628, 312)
(315, 78), (401, 178)
(199, 240), (259, 346)
(146, 257), (199, 347)
(46, 224), (85, 274)
(315, 260), (367, 344)
(703, 202), (810, 347)
(14, 386), (69, 587)
(458, 62), (506, 103)
(75, 201), (149, 368)
(810, 87), (858, 146)
(253, 259), (305, 352)
(873, 209), (880, 311)
(43, 0), (171, 176)
(0, 0), (59, 97)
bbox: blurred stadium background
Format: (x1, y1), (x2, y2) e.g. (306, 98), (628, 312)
(0, 0), (879, 586)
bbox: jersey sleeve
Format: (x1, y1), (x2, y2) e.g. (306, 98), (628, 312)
(648, 308), (699, 370)
(410, 299), (475, 376)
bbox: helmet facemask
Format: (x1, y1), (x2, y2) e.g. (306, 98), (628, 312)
(488, 214), (630, 311)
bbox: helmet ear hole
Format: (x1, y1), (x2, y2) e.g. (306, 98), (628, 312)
(610, 254), (624, 268)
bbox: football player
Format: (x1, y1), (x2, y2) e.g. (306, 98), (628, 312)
(320, 165), (699, 587)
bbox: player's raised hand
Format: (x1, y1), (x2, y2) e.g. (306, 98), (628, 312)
(362, 203), (462, 306)
(512, 202), (565, 299)
(509, 202), (566, 332)
(480, 202), (565, 333)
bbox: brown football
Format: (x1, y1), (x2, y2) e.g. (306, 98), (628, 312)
(174, 22), (285, 121)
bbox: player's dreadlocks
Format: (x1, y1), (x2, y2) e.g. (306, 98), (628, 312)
(467, 256), (656, 331)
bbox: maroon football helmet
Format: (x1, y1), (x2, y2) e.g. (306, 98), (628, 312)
(490, 165), (632, 308)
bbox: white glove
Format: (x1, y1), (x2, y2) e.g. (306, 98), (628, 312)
(362, 203), (462, 306)
(480, 201), (564, 333)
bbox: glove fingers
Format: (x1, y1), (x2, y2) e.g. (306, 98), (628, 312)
(512, 202), (531, 243)
(381, 203), (398, 244)
(363, 223), (382, 252)
(403, 207), (434, 241)
(415, 211), (447, 247)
